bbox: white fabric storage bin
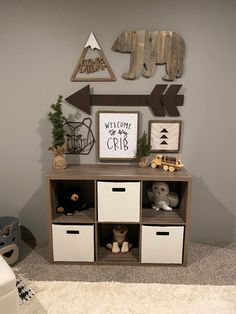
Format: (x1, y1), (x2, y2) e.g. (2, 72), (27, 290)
(97, 181), (140, 222)
(52, 224), (94, 262)
(141, 225), (184, 264)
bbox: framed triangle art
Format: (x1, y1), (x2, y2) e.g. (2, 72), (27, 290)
(148, 120), (182, 153)
(71, 32), (116, 82)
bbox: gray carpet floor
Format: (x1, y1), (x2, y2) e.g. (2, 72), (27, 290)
(14, 242), (236, 286)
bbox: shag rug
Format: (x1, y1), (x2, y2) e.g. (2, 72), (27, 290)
(18, 281), (236, 314)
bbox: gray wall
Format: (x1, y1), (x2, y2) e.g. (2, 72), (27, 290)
(0, 0), (235, 244)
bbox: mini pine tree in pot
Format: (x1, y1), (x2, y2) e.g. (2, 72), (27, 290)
(48, 95), (67, 169)
(135, 131), (151, 168)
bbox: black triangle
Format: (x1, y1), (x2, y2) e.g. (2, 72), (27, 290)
(160, 141), (168, 145)
(161, 128), (168, 133)
(160, 134), (168, 139)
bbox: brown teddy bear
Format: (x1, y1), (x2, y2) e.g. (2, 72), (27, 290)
(106, 225), (132, 254)
(56, 188), (87, 215)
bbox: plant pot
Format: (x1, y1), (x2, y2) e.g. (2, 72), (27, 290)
(138, 157), (148, 168)
(52, 154), (67, 170)
(49, 144), (67, 170)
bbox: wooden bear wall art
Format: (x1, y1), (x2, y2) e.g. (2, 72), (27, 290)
(112, 30), (185, 81)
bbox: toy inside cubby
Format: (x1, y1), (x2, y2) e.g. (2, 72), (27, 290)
(49, 179), (95, 223)
(141, 180), (188, 225)
(96, 223), (140, 263)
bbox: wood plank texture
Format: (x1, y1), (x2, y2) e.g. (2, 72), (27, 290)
(97, 247), (139, 263)
(46, 164), (191, 181)
(142, 208), (185, 224)
(52, 208), (95, 224)
(112, 30), (185, 81)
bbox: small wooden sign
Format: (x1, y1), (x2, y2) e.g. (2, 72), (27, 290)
(71, 32), (116, 82)
(149, 120), (182, 153)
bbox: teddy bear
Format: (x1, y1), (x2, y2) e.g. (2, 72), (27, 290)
(56, 188), (87, 215)
(106, 225), (132, 254)
(147, 181), (179, 211)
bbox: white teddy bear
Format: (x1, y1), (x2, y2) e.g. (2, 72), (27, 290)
(147, 181), (179, 211)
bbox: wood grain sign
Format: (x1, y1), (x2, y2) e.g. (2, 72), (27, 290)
(149, 120), (182, 153)
(71, 32), (116, 82)
(65, 84), (184, 116)
(112, 30), (185, 81)
(98, 112), (139, 160)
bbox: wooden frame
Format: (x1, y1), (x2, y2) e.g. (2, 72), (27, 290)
(98, 111), (139, 161)
(149, 120), (182, 153)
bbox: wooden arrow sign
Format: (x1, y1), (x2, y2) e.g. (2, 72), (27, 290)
(65, 84), (184, 116)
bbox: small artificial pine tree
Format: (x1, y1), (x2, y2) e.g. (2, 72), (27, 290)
(48, 95), (65, 148)
(135, 131), (151, 161)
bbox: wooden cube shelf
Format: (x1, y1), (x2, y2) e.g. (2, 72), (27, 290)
(46, 164), (192, 265)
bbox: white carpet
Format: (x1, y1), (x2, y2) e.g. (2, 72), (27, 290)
(19, 281), (236, 314)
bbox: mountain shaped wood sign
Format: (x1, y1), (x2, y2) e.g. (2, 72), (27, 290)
(71, 32), (116, 82)
(65, 84), (184, 117)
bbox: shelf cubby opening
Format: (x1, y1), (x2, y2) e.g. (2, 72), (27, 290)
(97, 223), (140, 263)
(142, 181), (188, 223)
(49, 179), (95, 223)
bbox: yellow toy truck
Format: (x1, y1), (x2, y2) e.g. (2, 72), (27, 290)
(150, 154), (184, 172)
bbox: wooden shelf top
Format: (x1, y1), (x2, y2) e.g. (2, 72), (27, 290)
(46, 164), (192, 181)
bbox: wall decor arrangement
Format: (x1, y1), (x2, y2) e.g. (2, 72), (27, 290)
(46, 24), (192, 269)
(71, 32), (116, 82)
(98, 111), (139, 161)
(112, 30), (185, 81)
(65, 84), (184, 116)
(149, 120), (182, 153)
(63, 118), (95, 155)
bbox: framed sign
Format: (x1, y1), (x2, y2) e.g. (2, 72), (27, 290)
(149, 120), (182, 153)
(98, 111), (139, 160)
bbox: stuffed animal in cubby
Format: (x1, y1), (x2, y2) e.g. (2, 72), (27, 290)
(56, 189), (87, 215)
(106, 224), (132, 254)
(147, 181), (179, 211)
